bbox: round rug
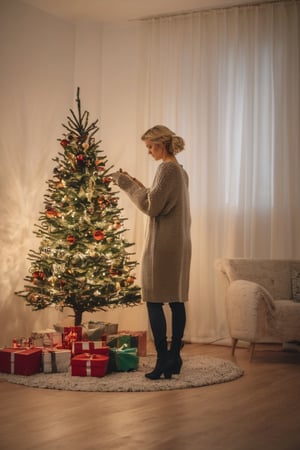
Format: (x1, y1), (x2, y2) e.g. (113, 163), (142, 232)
(0, 355), (243, 392)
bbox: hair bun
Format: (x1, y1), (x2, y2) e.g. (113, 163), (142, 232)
(170, 135), (185, 155)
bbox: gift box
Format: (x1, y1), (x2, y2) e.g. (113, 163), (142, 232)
(0, 347), (42, 375)
(63, 326), (82, 349)
(71, 353), (109, 377)
(107, 333), (137, 349)
(119, 330), (147, 357)
(31, 329), (62, 348)
(82, 321), (118, 341)
(72, 341), (109, 356)
(42, 349), (71, 373)
(109, 344), (139, 372)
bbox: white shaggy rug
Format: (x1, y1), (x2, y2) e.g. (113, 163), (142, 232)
(0, 354), (243, 392)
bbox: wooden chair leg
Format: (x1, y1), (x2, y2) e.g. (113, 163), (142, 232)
(249, 342), (256, 361)
(232, 338), (238, 356)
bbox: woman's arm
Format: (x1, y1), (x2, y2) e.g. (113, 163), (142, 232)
(111, 164), (177, 217)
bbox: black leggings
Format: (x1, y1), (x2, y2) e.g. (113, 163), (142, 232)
(146, 302), (186, 348)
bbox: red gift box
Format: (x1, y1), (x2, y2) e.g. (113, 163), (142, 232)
(63, 326), (82, 349)
(0, 347), (42, 375)
(71, 353), (109, 377)
(119, 330), (147, 356)
(72, 341), (109, 356)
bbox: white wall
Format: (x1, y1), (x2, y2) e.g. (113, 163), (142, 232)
(0, 2), (148, 346)
(0, 0), (75, 345)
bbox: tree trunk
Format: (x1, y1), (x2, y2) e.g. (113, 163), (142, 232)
(74, 309), (83, 326)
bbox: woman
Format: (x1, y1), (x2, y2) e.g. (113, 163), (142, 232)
(111, 125), (191, 379)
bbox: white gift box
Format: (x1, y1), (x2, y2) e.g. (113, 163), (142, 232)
(42, 349), (71, 373)
(31, 328), (62, 347)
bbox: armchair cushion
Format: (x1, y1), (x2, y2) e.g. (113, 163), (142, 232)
(275, 300), (300, 341)
(291, 270), (300, 301)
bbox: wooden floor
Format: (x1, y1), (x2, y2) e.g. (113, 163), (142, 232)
(1, 342), (300, 450)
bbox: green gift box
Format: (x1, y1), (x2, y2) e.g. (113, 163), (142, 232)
(109, 344), (139, 372)
(107, 334), (138, 349)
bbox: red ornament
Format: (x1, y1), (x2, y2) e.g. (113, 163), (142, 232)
(102, 177), (112, 184)
(46, 208), (58, 218)
(56, 180), (65, 188)
(32, 271), (45, 280)
(60, 139), (68, 148)
(98, 196), (109, 209)
(127, 275), (135, 285)
(109, 267), (120, 277)
(95, 159), (105, 168)
(93, 230), (105, 241)
(77, 154), (84, 162)
(28, 293), (38, 302)
(67, 235), (76, 244)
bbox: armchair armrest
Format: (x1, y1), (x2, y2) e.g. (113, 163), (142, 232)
(226, 279), (276, 342)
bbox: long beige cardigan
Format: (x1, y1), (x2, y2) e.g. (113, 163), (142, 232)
(114, 161), (191, 303)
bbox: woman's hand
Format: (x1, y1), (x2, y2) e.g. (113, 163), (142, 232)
(110, 170), (122, 184)
(111, 169), (145, 188)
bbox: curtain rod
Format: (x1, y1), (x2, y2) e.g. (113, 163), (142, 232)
(136, 0), (298, 21)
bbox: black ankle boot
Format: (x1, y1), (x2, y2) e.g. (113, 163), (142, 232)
(167, 341), (184, 375)
(170, 355), (182, 375)
(162, 354), (182, 378)
(145, 356), (169, 380)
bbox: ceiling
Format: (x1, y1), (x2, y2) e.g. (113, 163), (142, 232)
(20, 0), (274, 23)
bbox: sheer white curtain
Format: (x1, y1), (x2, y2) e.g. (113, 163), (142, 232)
(138, 1), (300, 342)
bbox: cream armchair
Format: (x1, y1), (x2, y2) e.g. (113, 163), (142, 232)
(216, 258), (300, 360)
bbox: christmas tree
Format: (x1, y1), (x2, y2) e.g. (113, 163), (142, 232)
(16, 88), (141, 326)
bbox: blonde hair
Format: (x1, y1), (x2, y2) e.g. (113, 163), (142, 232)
(141, 125), (185, 155)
